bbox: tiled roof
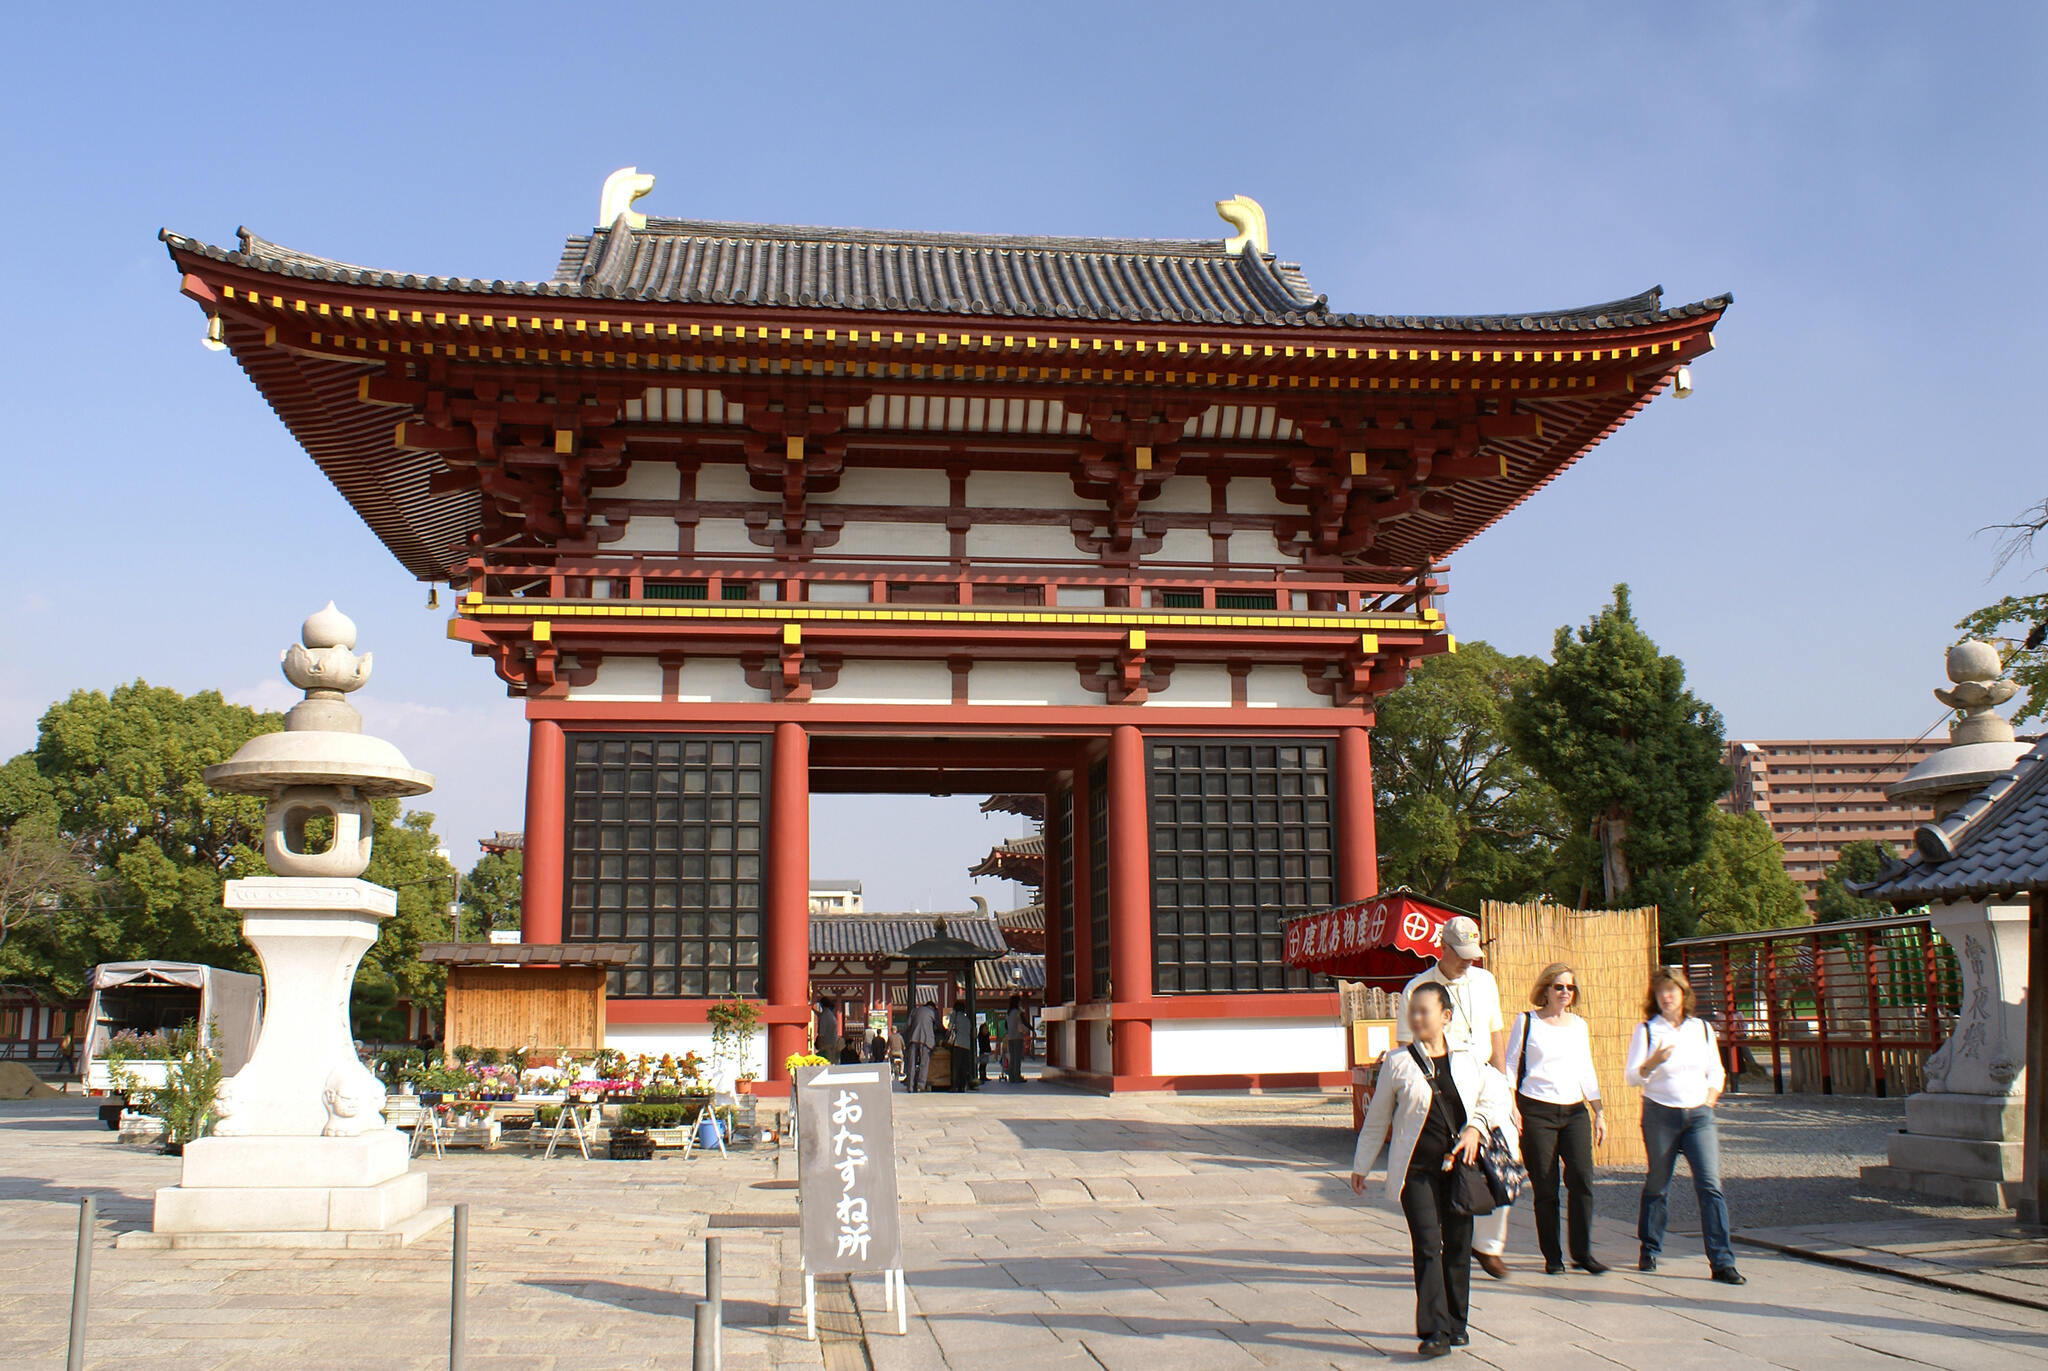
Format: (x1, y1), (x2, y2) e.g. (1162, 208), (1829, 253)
(995, 904), (1046, 933)
(809, 913), (1007, 958)
(1858, 739), (2048, 904)
(479, 830), (523, 852)
(163, 224), (1726, 333)
(974, 953), (1046, 994)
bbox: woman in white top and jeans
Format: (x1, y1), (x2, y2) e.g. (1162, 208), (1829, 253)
(1625, 965), (1744, 1285)
(1350, 983), (1512, 1359)
(1505, 962), (1607, 1276)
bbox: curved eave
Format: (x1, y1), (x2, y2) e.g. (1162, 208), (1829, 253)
(166, 234), (1725, 579)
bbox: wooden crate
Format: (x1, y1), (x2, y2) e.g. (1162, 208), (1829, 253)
(1480, 901), (1660, 1170)
(443, 965), (607, 1053)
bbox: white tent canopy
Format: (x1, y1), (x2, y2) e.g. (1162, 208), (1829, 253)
(85, 961), (264, 1074)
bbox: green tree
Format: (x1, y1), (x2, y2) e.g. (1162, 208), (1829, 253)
(461, 849), (524, 933)
(1664, 811), (1809, 939)
(1814, 839), (1899, 924)
(1958, 496), (2048, 721)
(0, 814), (100, 1000)
(1, 681), (457, 1019)
(1371, 643), (1573, 907)
(1505, 585), (1730, 915)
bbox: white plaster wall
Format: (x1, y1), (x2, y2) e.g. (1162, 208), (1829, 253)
(1225, 476), (1294, 516)
(969, 662), (1101, 707)
(1225, 529), (1288, 565)
(675, 658), (766, 703)
(1245, 664), (1325, 709)
(1142, 663), (1232, 708)
(603, 1023), (767, 1092)
(570, 657), (664, 702)
(967, 470), (1074, 509)
(1058, 587), (1108, 607)
(614, 463), (682, 501)
(805, 582), (871, 603)
(831, 521), (953, 559)
(1146, 475), (1214, 514)
(695, 518), (759, 554)
(695, 464), (761, 502)
(812, 467), (949, 506)
(607, 516), (681, 553)
(823, 660), (952, 705)
(1150, 529), (1214, 565)
(1086, 1020), (1111, 1074)
(1149, 1018), (1347, 1077)
(965, 523), (1076, 561)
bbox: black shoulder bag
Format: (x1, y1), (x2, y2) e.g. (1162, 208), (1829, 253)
(1408, 1044), (1496, 1217)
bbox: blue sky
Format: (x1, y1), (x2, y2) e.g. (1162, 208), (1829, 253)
(3, 4), (2043, 909)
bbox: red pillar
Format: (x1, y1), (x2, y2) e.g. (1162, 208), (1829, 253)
(1040, 786), (1063, 1070)
(1068, 760), (1094, 1073)
(520, 718), (565, 943)
(1107, 725), (1152, 1082)
(765, 722), (811, 1086)
(1336, 726), (1378, 903)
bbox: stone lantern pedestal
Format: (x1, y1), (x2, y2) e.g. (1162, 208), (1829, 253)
(121, 606), (449, 1250)
(1859, 642), (2030, 1208)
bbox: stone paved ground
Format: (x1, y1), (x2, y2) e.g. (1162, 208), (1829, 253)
(1, 1097), (820, 1370)
(7, 1087), (2046, 1370)
(852, 1082), (2048, 1370)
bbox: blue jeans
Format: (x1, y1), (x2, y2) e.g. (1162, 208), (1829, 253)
(1638, 1100), (1735, 1270)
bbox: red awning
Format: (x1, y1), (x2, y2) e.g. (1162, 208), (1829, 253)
(1282, 892), (1463, 988)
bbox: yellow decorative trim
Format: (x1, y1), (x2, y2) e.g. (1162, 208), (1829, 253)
(531, 620), (552, 643)
(458, 600), (1436, 634)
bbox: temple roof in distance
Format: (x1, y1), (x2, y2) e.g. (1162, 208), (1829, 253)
(163, 222), (1727, 333)
(810, 912), (1008, 959)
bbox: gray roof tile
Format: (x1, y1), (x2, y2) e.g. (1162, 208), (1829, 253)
(162, 222), (1727, 332)
(810, 913), (1007, 958)
(1859, 739), (2048, 903)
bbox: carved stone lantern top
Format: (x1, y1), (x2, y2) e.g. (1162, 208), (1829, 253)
(1889, 639), (2028, 815)
(203, 603), (434, 800)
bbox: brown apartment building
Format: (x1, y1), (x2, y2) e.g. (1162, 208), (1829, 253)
(1720, 739), (1945, 911)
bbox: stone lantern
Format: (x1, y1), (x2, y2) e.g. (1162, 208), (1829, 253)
(1861, 640), (2032, 1206)
(136, 605), (449, 1247)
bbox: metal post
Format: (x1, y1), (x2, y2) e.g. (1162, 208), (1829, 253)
(705, 1235), (723, 1371)
(449, 1201), (469, 1371)
(693, 1300), (714, 1371)
(66, 1196), (93, 1371)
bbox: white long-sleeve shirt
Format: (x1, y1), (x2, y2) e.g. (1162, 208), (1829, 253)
(1504, 1011), (1601, 1106)
(1624, 1015), (1725, 1109)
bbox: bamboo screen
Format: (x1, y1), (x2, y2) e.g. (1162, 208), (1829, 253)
(443, 966), (607, 1053)
(1481, 902), (1661, 1169)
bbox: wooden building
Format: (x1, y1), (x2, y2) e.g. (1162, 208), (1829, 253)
(421, 942), (635, 1054)
(163, 175), (1724, 1092)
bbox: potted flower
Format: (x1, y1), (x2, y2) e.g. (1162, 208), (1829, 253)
(735, 1071), (759, 1097)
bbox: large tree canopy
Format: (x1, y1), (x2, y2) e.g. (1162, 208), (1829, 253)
(1659, 810), (1809, 941)
(460, 850), (524, 935)
(0, 681), (456, 1015)
(1505, 585), (1730, 917)
(1371, 642), (1573, 908)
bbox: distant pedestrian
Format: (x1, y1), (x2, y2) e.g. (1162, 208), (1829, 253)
(888, 1024), (906, 1082)
(814, 995), (841, 1064)
(949, 998), (975, 1092)
(1626, 966), (1744, 1285)
(866, 1030), (889, 1065)
(1004, 995), (1028, 1082)
(1506, 963), (1608, 1276)
(1350, 983), (1511, 1359)
(1390, 914), (1512, 1280)
(977, 1021), (995, 1082)
(904, 999), (938, 1092)
(838, 1041), (863, 1065)
(57, 1031), (77, 1077)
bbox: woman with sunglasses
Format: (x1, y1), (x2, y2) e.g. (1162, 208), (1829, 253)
(1505, 963), (1607, 1276)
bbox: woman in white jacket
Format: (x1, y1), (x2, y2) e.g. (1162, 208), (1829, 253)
(1350, 983), (1513, 1359)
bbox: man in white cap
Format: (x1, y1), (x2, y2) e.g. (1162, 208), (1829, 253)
(1393, 913), (1512, 1279)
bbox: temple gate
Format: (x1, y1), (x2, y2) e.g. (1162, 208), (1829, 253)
(164, 174), (1726, 1092)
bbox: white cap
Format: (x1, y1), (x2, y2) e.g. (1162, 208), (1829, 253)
(1440, 915), (1483, 960)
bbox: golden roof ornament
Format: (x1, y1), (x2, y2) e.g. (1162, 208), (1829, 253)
(1215, 194), (1269, 256)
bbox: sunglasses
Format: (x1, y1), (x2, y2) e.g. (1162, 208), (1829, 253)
(1550, 983), (1577, 995)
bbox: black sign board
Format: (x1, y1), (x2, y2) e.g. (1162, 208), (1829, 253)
(795, 1062), (902, 1274)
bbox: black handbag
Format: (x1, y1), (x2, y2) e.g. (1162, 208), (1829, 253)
(1409, 1045), (1497, 1217)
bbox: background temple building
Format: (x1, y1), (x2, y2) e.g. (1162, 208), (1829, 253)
(1721, 739), (1944, 910)
(164, 174), (1723, 1091)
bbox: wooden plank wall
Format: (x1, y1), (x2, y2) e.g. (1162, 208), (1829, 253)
(444, 966), (607, 1052)
(1482, 902), (1661, 1170)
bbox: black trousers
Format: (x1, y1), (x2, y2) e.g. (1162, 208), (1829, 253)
(1398, 1165), (1473, 1340)
(1517, 1095), (1596, 1266)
